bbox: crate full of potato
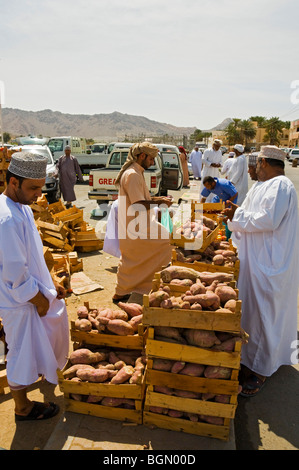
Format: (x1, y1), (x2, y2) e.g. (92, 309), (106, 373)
(71, 301), (145, 350)
(141, 266), (247, 441)
(57, 345), (146, 424)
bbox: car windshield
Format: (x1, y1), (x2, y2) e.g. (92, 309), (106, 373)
(91, 144), (106, 153)
(48, 139), (64, 153)
(21, 147), (53, 164)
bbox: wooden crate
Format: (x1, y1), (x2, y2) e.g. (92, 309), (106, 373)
(142, 287), (243, 440)
(171, 219), (221, 252)
(70, 320), (145, 350)
(70, 301), (146, 350)
(171, 247), (240, 281)
(57, 361), (145, 424)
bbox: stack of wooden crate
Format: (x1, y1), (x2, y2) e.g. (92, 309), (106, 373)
(57, 302), (147, 424)
(31, 197), (103, 253)
(141, 271), (244, 441)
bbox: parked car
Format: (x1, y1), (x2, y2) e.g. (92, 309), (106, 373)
(16, 144), (60, 203)
(288, 148), (299, 162)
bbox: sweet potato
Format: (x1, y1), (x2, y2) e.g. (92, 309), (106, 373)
(154, 326), (184, 342)
(154, 385), (174, 395)
(76, 367), (110, 383)
(106, 319), (135, 336)
(179, 363), (205, 377)
(224, 299), (237, 312)
(101, 397), (125, 407)
(190, 303), (202, 310)
(173, 389), (201, 399)
(153, 358), (173, 372)
(63, 364), (94, 379)
(171, 361), (186, 374)
(189, 281), (206, 295)
(129, 369), (143, 384)
(182, 291), (220, 310)
(118, 302), (143, 317)
(110, 365), (134, 384)
(87, 395), (103, 403)
(75, 318), (92, 332)
(200, 415), (224, 426)
(108, 351), (120, 364)
(128, 314), (143, 332)
(77, 306), (89, 318)
(168, 409), (184, 418)
(197, 271), (234, 285)
(169, 278), (193, 286)
(69, 348), (107, 365)
(213, 254), (225, 265)
(215, 285), (237, 305)
(204, 366), (232, 379)
(183, 329), (221, 348)
(160, 266), (200, 283)
(149, 290), (170, 307)
(213, 336), (241, 352)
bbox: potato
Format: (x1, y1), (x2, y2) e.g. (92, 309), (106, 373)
(128, 314), (143, 333)
(153, 358), (174, 372)
(215, 285), (237, 305)
(160, 266), (201, 283)
(77, 306), (89, 318)
(224, 299), (237, 312)
(197, 271), (234, 285)
(118, 302), (143, 317)
(213, 254), (225, 265)
(69, 348), (107, 365)
(76, 368), (110, 383)
(182, 291), (220, 310)
(204, 366), (232, 379)
(171, 361), (186, 374)
(179, 362), (205, 377)
(101, 397), (125, 407)
(110, 365), (134, 384)
(189, 281), (206, 295)
(75, 318), (92, 332)
(155, 326), (184, 342)
(169, 278), (193, 286)
(106, 319), (135, 336)
(183, 329), (221, 348)
(149, 290), (170, 307)
(63, 364), (94, 379)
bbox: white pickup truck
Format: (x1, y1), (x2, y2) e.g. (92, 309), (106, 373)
(48, 136), (108, 173)
(88, 149), (184, 204)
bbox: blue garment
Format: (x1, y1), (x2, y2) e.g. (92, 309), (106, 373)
(201, 177), (238, 204)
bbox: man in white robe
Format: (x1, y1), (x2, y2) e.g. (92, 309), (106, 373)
(0, 151), (69, 420)
(200, 139), (223, 201)
(223, 146), (299, 397)
(226, 144), (248, 205)
(221, 151), (235, 178)
(189, 145), (203, 180)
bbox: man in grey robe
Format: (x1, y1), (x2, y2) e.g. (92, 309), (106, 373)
(56, 146), (84, 208)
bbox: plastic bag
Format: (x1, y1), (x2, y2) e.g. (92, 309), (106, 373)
(160, 208), (173, 233)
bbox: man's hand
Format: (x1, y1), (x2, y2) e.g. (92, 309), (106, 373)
(30, 291), (50, 317)
(152, 196), (173, 208)
(54, 281), (66, 300)
(221, 200), (239, 221)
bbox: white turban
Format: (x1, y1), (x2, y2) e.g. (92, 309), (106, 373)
(234, 144), (244, 153)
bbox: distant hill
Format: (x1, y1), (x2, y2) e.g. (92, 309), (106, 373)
(206, 118), (233, 131)
(2, 108), (198, 140)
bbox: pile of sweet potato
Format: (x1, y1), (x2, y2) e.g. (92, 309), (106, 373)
(175, 239), (238, 267)
(64, 347), (146, 406)
(150, 266), (237, 312)
(174, 216), (217, 241)
(148, 327), (246, 425)
(74, 302), (143, 336)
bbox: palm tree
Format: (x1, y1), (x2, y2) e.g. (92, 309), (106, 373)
(224, 121), (241, 146)
(263, 117), (285, 145)
(239, 120), (256, 149)
(249, 116), (267, 127)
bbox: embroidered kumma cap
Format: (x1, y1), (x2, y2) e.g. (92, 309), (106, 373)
(259, 145), (286, 162)
(8, 151), (48, 179)
(234, 144), (244, 153)
(248, 152), (258, 166)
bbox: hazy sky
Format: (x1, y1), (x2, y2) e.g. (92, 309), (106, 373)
(1, 0), (299, 130)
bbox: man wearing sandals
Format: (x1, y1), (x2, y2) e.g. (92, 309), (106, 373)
(222, 146), (299, 397)
(0, 152), (69, 420)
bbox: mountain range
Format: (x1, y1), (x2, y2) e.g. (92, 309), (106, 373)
(1, 107), (232, 140)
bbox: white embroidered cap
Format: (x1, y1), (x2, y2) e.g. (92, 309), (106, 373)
(259, 145), (286, 162)
(8, 151), (48, 179)
(234, 144), (244, 153)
